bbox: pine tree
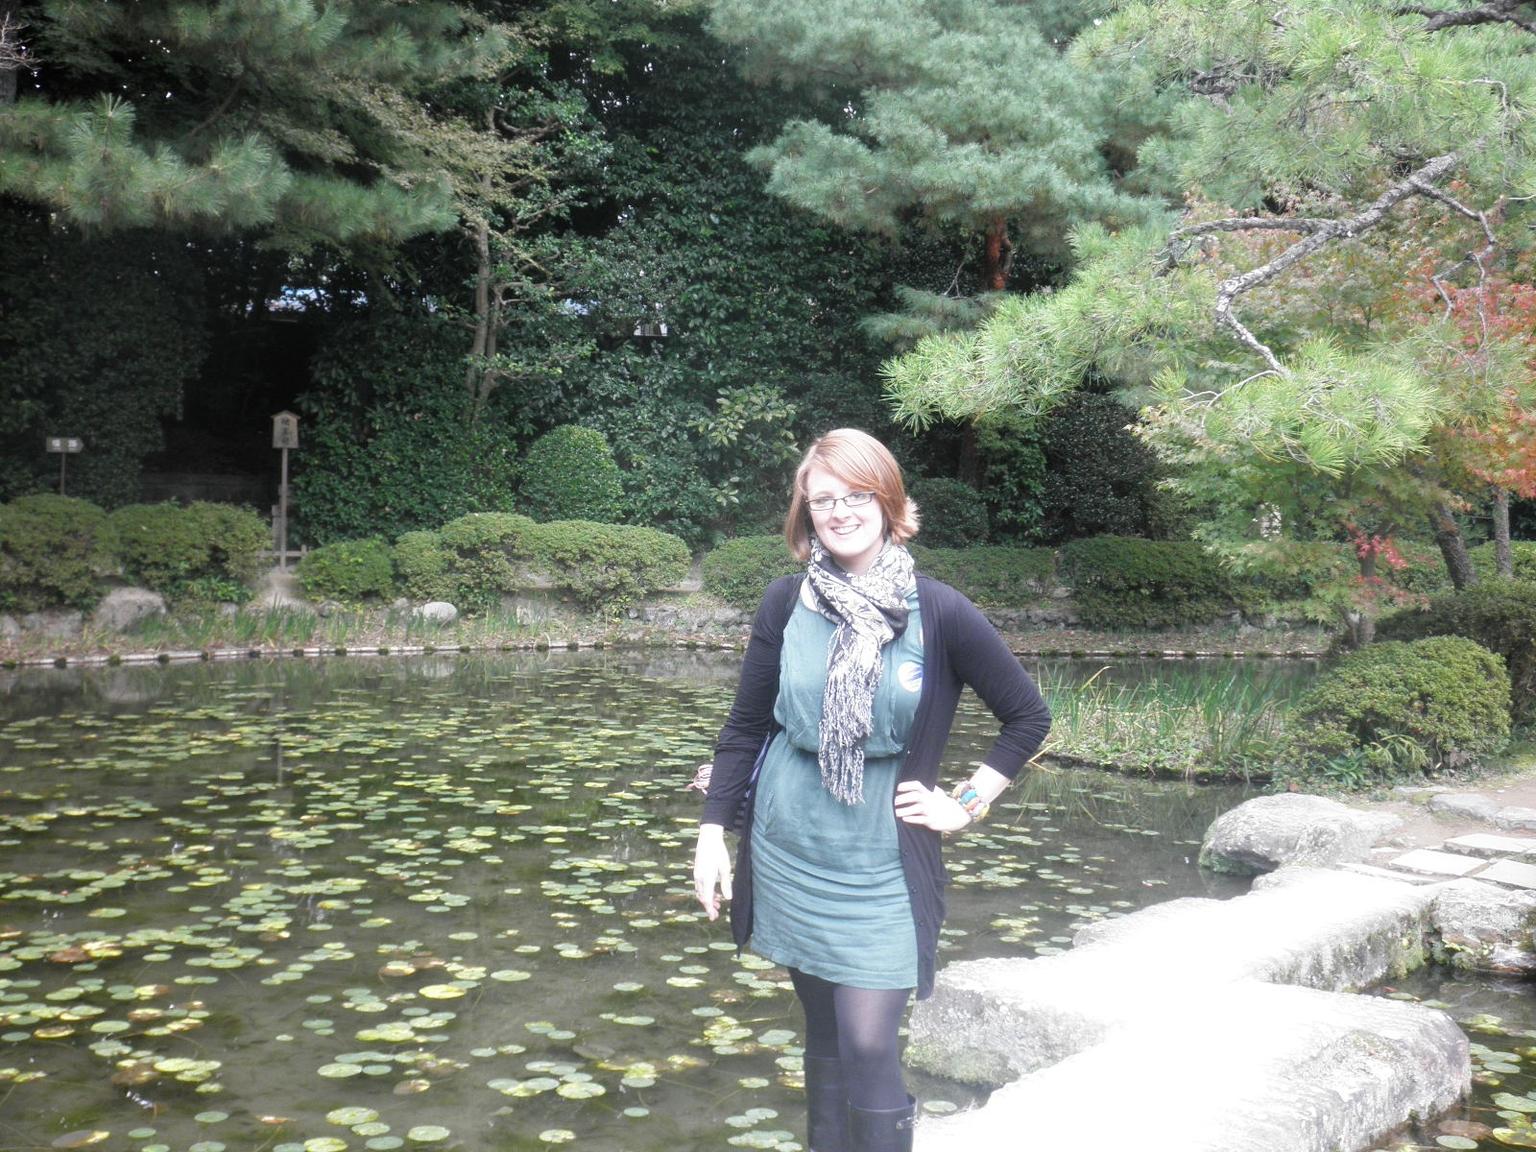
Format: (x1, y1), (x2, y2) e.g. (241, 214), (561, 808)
(886, 0), (1536, 599)
(707, 0), (1155, 294)
(0, 1), (506, 247)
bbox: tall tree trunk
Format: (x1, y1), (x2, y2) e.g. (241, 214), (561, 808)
(466, 215), (491, 397)
(1427, 501), (1478, 590)
(1492, 487), (1513, 578)
(983, 216), (1010, 292)
(1344, 549), (1377, 649)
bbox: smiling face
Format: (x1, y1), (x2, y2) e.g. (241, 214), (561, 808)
(803, 465), (887, 576)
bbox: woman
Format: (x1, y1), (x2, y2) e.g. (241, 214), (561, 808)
(693, 429), (1051, 1152)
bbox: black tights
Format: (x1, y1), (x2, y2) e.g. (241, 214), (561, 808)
(789, 968), (912, 1111)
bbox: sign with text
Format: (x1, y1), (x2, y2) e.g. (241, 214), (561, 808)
(45, 437), (83, 453)
(272, 412), (299, 450)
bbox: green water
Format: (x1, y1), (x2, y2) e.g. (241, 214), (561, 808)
(0, 652), (1256, 1152)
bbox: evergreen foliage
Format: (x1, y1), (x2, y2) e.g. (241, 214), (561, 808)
(1376, 581), (1536, 721)
(1036, 392), (1178, 543)
(1470, 540), (1536, 585)
(976, 411), (1048, 544)
(0, 494), (112, 611)
(907, 477), (990, 548)
(519, 426), (625, 524)
(1060, 535), (1235, 629)
(296, 538), (396, 603)
(437, 512), (541, 609)
(294, 313), (520, 544)
(392, 531), (455, 602)
(109, 502), (268, 604)
(0, 0), (495, 246)
(908, 545), (1057, 609)
(0, 209), (208, 506)
(531, 521), (690, 608)
(701, 536), (801, 610)
(1288, 636), (1511, 775)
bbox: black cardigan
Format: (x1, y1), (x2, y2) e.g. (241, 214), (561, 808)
(701, 572), (1052, 999)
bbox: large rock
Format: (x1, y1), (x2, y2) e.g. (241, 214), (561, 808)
(917, 981), (1468, 1152)
(90, 587), (167, 633)
(413, 601), (458, 625)
(1431, 877), (1536, 974)
(0, 614), (18, 641)
(19, 610), (83, 640)
(1200, 792), (1402, 874)
(908, 869), (1433, 1086)
(254, 567), (308, 611)
(1428, 792), (1502, 822)
(1495, 807), (1536, 833)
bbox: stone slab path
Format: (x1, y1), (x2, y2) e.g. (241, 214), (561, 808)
(907, 786), (1536, 1152)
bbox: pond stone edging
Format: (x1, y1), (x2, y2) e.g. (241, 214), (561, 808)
(906, 792), (1536, 1151)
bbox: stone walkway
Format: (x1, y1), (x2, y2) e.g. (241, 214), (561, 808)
(907, 789), (1536, 1152)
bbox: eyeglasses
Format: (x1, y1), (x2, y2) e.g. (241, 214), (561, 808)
(806, 491), (876, 513)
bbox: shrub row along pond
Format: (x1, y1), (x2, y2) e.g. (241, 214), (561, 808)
(0, 652), (1252, 1152)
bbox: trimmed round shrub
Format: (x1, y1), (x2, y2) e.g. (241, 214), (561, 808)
(908, 477), (990, 549)
(393, 531), (454, 602)
(703, 535), (801, 609)
(519, 426), (625, 524)
(529, 521), (690, 607)
(296, 538), (395, 603)
(910, 544), (1055, 608)
(1377, 580), (1536, 722)
(1470, 540), (1536, 584)
(109, 501), (268, 603)
(438, 512), (540, 608)
(1059, 535), (1234, 629)
(0, 495), (112, 611)
(1288, 636), (1511, 776)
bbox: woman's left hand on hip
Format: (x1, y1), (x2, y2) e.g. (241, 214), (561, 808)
(893, 780), (971, 833)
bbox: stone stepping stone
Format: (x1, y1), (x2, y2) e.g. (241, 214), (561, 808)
(1443, 833), (1536, 859)
(1478, 858), (1536, 890)
(1386, 848), (1487, 878)
(1338, 862), (1439, 885)
(917, 981), (1468, 1152)
(1495, 807), (1536, 833)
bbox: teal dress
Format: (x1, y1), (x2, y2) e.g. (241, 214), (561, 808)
(749, 586), (923, 989)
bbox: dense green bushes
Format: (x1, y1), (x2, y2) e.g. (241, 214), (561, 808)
(296, 538), (396, 603)
(519, 426), (626, 524)
(1470, 540), (1536, 584)
(393, 531), (454, 602)
(908, 477), (989, 548)
(109, 502), (268, 603)
(702, 536), (801, 609)
(437, 513), (542, 608)
(1286, 637), (1511, 777)
(0, 495), (114, 611)
(1377, 580), (1536, 721)
(1059, 536), (1234, 629)
(535, 522), (690, 606)
(909, 544), (1055, 608)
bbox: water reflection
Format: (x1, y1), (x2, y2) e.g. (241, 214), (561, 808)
(0, 653), (1255, 1152)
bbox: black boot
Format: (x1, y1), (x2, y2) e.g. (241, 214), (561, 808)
(804, 1054), (851, 1152)
(849, 1095), (916, 1152)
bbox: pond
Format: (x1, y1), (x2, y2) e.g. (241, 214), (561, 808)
(1, 651), (1270, 1152)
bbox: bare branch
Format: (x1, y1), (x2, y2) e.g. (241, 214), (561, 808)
(1395, 0), (1536, 33)
(1170, 217), (1333, 243)
(0, 11), (32, 70)
(1410, 179), (1499, 324)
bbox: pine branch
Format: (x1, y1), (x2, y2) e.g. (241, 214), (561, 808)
(1175, 152), (1462, 375)
(1395, 0), (1536, 34)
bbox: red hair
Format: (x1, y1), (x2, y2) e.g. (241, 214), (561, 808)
(782, 428), (920, 561)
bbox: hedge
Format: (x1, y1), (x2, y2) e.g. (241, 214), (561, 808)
(909, 544), (1055, 608)
(908, 477), (990, 548)
(519, 425), (625, 524)
(702, 535), (800, 609)
(532, 521), (690, 607)
(1058, 535), (1234, 629)
(1377, 579), (1536, 722)
(296, 537), (395, 603)
(1286, 636), (1511, 776)
(109, 501), (268, 603)
(393, 530), (454, 602)
(0, 495), (113, 612)
(438, 512), (541, 608)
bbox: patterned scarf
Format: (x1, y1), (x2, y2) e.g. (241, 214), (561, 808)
(806, 537), (915, 804)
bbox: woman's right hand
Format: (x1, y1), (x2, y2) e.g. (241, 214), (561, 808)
(693, 823), (733, 921)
